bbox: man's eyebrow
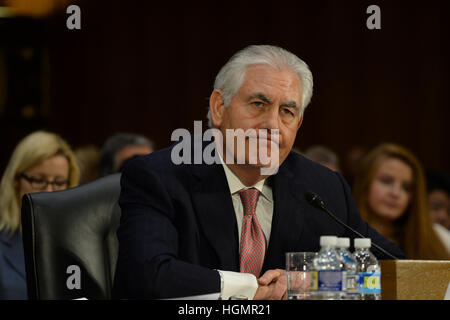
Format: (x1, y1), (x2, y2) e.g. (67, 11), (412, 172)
(248, 93), (272, 104)
(248, 93), (299, 110)
(282, 101), (299, 110)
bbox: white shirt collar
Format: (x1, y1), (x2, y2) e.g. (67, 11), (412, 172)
(218, 150), (272, 201)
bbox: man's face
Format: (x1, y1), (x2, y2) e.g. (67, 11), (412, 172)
(211, 64), (303, 171)
(428, 189), (450, 229)
(116, 144), (153, 170)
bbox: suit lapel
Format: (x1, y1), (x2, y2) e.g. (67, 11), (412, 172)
(190, 163), (239, 271)
(188, 154), (313, 273)
(186, 137), (314, 273)
(262, 166), (310, 271)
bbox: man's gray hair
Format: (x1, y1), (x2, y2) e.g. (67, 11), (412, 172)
(98, 133), (154, 177)
(304, 145), (339, 167)
(207, 45), (313, 127)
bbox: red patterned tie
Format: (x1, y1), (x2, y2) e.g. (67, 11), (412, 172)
(238, 188), (266, 277)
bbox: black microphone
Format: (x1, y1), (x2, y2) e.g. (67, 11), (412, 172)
(305, 191), (398, 260)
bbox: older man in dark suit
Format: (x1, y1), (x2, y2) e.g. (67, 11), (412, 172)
(113, 45), (404, 300)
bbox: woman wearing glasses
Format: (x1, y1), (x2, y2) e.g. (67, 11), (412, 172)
(0, 131), (80, 299)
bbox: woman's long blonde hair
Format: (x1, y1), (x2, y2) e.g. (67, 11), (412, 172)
(353, 143), (449, 260)
(0, 131), (80, 234)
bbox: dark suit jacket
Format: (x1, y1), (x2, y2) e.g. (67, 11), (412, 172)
(0, 230), (28, 299)
(113, 139), (405, 299)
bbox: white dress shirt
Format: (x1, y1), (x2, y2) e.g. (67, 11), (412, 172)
(216, 153), (274, 300)
(433, 223), (450, 255)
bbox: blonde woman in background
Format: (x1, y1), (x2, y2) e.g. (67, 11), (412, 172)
(353, 143), (450, 260)
(0, 131), (80, 299)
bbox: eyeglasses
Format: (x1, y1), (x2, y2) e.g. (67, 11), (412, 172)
(20, 173), (69, 191)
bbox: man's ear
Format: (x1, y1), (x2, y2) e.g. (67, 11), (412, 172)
(209, 89), (226, 128)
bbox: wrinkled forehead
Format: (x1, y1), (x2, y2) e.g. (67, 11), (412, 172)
(240, 64), (303, 102)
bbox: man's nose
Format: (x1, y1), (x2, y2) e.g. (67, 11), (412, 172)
(261, 107), (280, 130)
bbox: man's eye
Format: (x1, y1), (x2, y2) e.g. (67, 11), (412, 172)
(252, 101), (263, 107)
(281, 108), (294, 116)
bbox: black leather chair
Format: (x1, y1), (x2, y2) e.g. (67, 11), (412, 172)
(21, 173), (121, 300)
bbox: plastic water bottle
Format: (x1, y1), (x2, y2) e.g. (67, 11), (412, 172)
(336, 237), (360, 300)
(354, 238), (382, 300)
(311, 236), (344, 300)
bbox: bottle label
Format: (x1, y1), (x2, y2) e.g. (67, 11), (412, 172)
(317, 270), (343, 292)
(359, 272), (381, 294)
(346, 273), (359, 294)
(310, 271), (318, 291)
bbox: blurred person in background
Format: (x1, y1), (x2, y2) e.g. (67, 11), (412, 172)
(353, 143), (450, 260)
(425, 170), (450, 253)
(426, 170), (450, 230)
(0, 131), (80, 299)
(74, 144), (100, 185)
(304, 145), (340, 172)
(98, 133), (154, 177)
(343, 145), (368, 188)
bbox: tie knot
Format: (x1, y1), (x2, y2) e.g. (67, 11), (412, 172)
(238, 188), (260, 216)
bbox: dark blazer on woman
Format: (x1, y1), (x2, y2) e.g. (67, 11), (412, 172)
(0, 229), (27, 299)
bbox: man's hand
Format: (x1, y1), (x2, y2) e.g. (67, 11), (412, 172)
(253, 269), (287, 300)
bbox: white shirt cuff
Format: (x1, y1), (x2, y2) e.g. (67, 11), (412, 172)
(217, 270), (258, 300)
